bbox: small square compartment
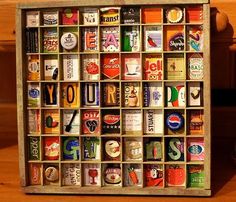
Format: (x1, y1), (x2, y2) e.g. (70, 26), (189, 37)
(123, 164), (142, 187)
(165, 82), (185, 107)
(187, 137), (204, 161)
(144, 164), (163, 187)
(187, 53), (203, 80)
(61, 82), (79, 108)
(121, 26), (140, 52)
(81, 82), (99, 107)
(81, 54), (99, 80)
(122, 82), (141, 107)
(102, 163), (122, 186)
(42, 109), (60, 134)
(59, 27), (78, 53)
(187, 164), (204, 188)
(81, 109), (100, 135)
(102, 109), (120, 135)
(62, 163), (80, 186)
(82, 163), (101, 186)
(187, 109), (204, 135)
(101, 82), (120, 107)
(186, 6), (203, 23)
(27, 82), (40, 107)
(187, 82), (203, 107)
(101, 53), (120, 80)
(121, 7), (140, 24)
(62, 109), (80, 135)
(28, 109), (41, 134)
(165, 164), (185, 187)
(143, 137), (163, 161)
(43, 164), (60, 185)
(187, 25), (203, 52)
(82, 137), (100, 161)
(28, 163), (42, 185)
(142, 7), (162, 24)
(42, 28), (58, 53)
(61, 137), (80, 161)
(164, 7), (184, 24)
(80, 27), (99, 52)
(80, 8), (99, 25)
(27, 55), (40, 81)
(143, 82), (163, 107)
(43, 136), (60, 160)
(123, 137), (142, 161)
(165, 137), (185, 161)
(42, 55), (58, 81)
(143, 26), (162, 52)
(102, 137), (121, 161)
(61, 8), (78, 25)
(42, 83), (59, 107)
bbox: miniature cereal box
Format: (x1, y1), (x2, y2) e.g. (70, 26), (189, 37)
(43, 28), (58, 53)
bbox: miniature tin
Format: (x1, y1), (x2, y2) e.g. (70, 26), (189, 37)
(144, 165), (163, 187)
(123, 54), (141, 80)
(101, 27), (120, 52)
(84, 164), (100, 186)
(82, 110), (99, 134)
(104, 139), (120, 161)
(44, 83), (58, 106)
(26, 11), (39, 27)
(188, 82), (202, 106)
(28, 83), (40, 107)
(82, 27), (98, 52)
(83, 137), (100, 160)
(102, 110), (120, 134)
(62, 164), (80, 186)
(82, 8), (98, 25)
(61, 83), (79, 108)
(63, 137), (80, 160)
(29, 137), (40, 161)
(101, 54), (120, 80)
(143, 82), (163, 107)
(44, 137), (60, 160)
(43, 29), (58, 53)
(144, 54), (162, 80)
(121, 7), (140, 24)
(28, 109), (40, 134)
(122, 26), (140, 52)
(60, 32), (77, 50)
(122, 110), (142, 133)
(63, 110), (80, 134)
(43, 11), (58, 25)
(62, 8), (78, 25)
(124, 82), (140, 107)
(167, 138), (184, 161)
(44, 58), (58, 80)
(43, 110), (59, 134)
(63, 54), (79, 81)
(166, 83), (185, 107)
(187, 165), (204, 188)
(125, 140), (142, 160)
(100, 7), (120, 25)
(188, 53), (203, 80)
(29, 164), (41, 185)
(144, 26), (162, 51)
(166, 7), (183, 23)
(82, 83), (99, 107)
(104, 166), (121, 185)
(187, 138), (205, 161)
(144, 110), (163, 134)
(166, 165), (185, 186)
(81, 54), (99, 80)
(103, 82), (120, 106)
(27, 55), (40, 81)
(145, 141), (162, 160)
(45, 166), (59, 182)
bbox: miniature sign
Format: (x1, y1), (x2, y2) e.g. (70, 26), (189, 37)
(122, 26), (140, 51)
(165, 25), (184, 51)
(124, 165), (142, 187)
(100, 7), (120, 25)
(145, 141), (162, 160)
(29, 137), (40, 161)
(188, 165), (204, 187)
(82, 110), (99, 134)
(29, 164), (41, 185)
(123, 82), (140, 107)
(62, 8), (78, 25)
(61, 83), (79, 108)
(28, 109), (40, 134)
(188, 53), (204, 80)
(104, 138), (121, 161)
(44, 83), (58, 106)
(125, 139), (142, 161)
(102, 110), (120, 134)
(166, 83), (185, 107)
(188, 82), (202, 106)
(103, 82), (120, 106)
(26, 11), (39, 27)
(43, 29), (58, 53)
(121, 7), (140, 24)
(189, 110), (204, 134)
(188, 26), (203, 51)
(82, 8), (98, 25)
(122, 54), (141, 80)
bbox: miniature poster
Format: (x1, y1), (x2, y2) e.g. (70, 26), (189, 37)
(43, 110), (59, 134)
(123, 82), (140, 107)
(62, 164), (80, 186)
(101, 54), (120, 80)
(144, 55), (163, 80)
(63, 110), (80, 134)
(122, 110), (142, 133)
(61, 83), (79, 108)
(63, 54), (79, 81)
(82, 27), (98, 52)
(44, 59), (58, 80)
(144, 26), (162, 51)
(28, 83), (40, 107)
(82, 8), (98, 25)
(27, 55), (40, 81)
(101, 27), (119, 52)
(187, 138), (205, 161)
(144, 110), (163, 134)
(166, 83), (185, 107)
(82, 110), (100, 134)
(43, 29), (58, 53)
(81, 54), (99, 80)
(143, 82), (163, 107)
(165, 54), (185, 80)
(122, 54), (141, 80)
(83, 164), (101, 186)
(188, 26), (203, 51)
(122, 26), (140, 52)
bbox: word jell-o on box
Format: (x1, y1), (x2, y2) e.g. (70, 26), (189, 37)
(27, 55), (40, 81)
(122, 26), (140, 52)
(81, 54), (99, 80)
(83, 164), (101, 186)
(143, 82), (163, 107)
(44, 58), (58, 80)
(144, 26), (162, 51)
(63, 54), (79, 81)
(101, 54), (120, 80)
(62, 8), (78, 25)
(188, 82), (202, 106)
(43, 11), (58, 26)
(144, 55), (162, 80)
(144, 109), (163, 134)
(63, 110), (80, 134)
(62, 164), (80, 186)
(101, 27), (120, 52)
(82, 8), (98, 25)
(82, 27), (98, 52)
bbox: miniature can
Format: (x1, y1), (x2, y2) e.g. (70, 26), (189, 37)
(82, 83), (99, 106)
(29, 137), (40, 161)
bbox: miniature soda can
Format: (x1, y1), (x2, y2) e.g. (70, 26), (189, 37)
(103, 82), (120, 106)
(44, 83), (58, 106)
(82, 110), (99, 134)
(28, 83), (40, 107)
(62, 164), (80, 186)
(29, 137), (40, 161)
(166, 112), (184, 131)
(104, 166), (121, 184)
(44, 137), (60, 160)
(29, 163), (41, 185)
(45, 166), (59, 182)
(82, 83), (99, 106)
(63, 137), (80, 160)
(167, 138), (184, 161)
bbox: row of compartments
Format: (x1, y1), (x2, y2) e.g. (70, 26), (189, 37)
(28, 136), (205, 162)
(27, 53), (203, 81)
(27, 82), (204, 108)
(25, 25), (203, 53)
(28, 162), (205, 188)
(27, 109), (204, 136)
(26, 6), (204, 27)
